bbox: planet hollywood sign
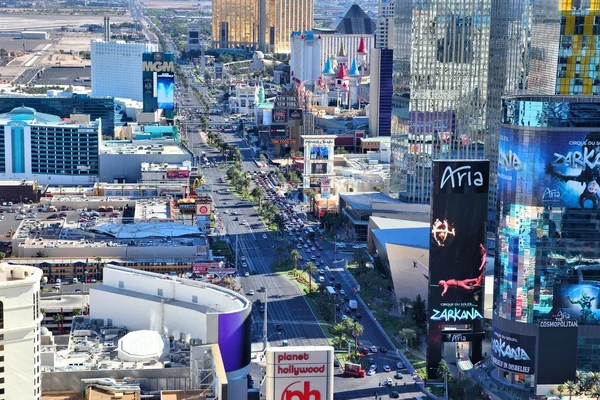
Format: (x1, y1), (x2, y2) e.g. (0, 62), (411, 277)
(276, 353), (326, 377)
(304, 139), (334, 146)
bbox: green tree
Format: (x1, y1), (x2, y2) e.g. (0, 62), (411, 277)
(72, 308), (82, 316)
(36, 251), (48, 258)
(565, 381), (579, 400)
(290, 250), (301, 270)
(590, 386), (600, 400)
(398, 328), (418, 348)
(251, 186), (265, 210)
(305, 261), (318, 293)
(437, 359), (450, 380)
(332, 334), (348, 350)
(352, 249), (371, 270)
(412, 294), (427, 325)
(350, 321), (364, 349)
(557, 384), (565, 398)
(372, 186), (383, 193)
(0, 251), (4, 260)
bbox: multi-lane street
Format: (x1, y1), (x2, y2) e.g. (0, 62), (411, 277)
(185, 122), (427, 399)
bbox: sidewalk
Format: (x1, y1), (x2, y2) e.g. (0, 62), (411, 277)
(466, 358), (532, 400)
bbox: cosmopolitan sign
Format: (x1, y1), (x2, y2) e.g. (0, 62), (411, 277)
(266, 346), (334, 400)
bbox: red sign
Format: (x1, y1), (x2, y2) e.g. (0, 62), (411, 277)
(167, 170), (190, 178)
(272, 139), (296, 144)
(196, 203), (211, 215)
(281, 382), (321, 400)
(192, 262), (221, 274)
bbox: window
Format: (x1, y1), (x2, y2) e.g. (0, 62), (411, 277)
(118, 281), (124, 289)
(157, 288), (163, 297)
(192, 295), (198, 304)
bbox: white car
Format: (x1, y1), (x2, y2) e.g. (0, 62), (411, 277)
(384, 378), (393, 386)
(370, 346), (378, 353)
(366, 368), (376, 376)
(241, 256), (246, 261)
(242, 263), (248, 268)
(339, 289), (346, 296)
(244, 272), (250, 277)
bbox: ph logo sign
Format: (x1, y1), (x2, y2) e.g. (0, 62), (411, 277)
(281, 381), (321, 400)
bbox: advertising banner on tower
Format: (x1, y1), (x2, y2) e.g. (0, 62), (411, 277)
(546, 283), (600, 325)
(157, 73), (175, 110)
(491, 326), (536, 374)
(428, 160), (489, 323)
(498, 127), (600, 209)
(265, 346), (334, 400)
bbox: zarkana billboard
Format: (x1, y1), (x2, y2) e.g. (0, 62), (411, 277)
(498, 127), (600, 208)
(428, 160), (489, 323)
(491, 326), (536, 375)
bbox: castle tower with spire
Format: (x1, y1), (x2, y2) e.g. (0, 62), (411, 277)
(348, 58), (360, 107)
(356, 36), (368, 75)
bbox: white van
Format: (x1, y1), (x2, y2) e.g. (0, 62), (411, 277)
(72, 278), (79, 284)
(326, 286), (336, 296)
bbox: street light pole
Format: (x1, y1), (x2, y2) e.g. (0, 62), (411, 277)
(263, 287), (268, 350)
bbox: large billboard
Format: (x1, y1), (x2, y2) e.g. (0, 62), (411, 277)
(157, 73), (175, 110)
(547, 283), (600, 325)
(428, 160), (489, 323)
(491, 327), (536, 375)
(498, 127), (600, 208)
(218, 307), (252, 372)
(309, 147), (329, 160)
(265, 346), (334, 400)
(311, 163), (328, 174)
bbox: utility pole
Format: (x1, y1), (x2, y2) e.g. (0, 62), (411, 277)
(444, 372), (449, 400)
(263, 287), (268, 351)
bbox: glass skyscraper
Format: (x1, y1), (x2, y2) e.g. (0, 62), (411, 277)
(391, 0), (600, 224)
(212, 0), (313, 53)
(494, 95), (600, 393)
(391, 0), (491, 203)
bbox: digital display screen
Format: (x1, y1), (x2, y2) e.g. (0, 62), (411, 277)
(157, 73), (175, 110)
(427, 160), (489, 323)
(311, 163), (327, 174)
(549, 284), (600, 325)
(491, 326), (536, 374)
(310, 147), (329, 160)
(498, 127), (600, 208)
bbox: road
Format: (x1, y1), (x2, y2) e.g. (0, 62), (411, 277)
(188, 126), (426, 399)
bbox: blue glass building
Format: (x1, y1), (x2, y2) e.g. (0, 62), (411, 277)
(494, 95), (600, 395)
(0, 107), (100, 183)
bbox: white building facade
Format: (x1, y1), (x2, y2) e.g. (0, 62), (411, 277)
(91, 40), (158, 102)
(319, 34), (374, 74)
(376, 0), (395, 49)
(90, 265), (252, 398)
(0, 263), (43, 400)
(0, 107), (101, 185)
(290, 31), (322, 85)
(228, 83), (259, 115)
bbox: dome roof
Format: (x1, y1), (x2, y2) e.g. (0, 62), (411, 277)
(41, 326), (51, 336)
(11, 106), (36, 114)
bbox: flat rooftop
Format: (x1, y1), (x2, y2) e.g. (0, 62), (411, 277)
(100, 141), (187, 156)
(0, 179), (37, 186)
(340, 192), (403, 211)
(133, 199), (171, 221)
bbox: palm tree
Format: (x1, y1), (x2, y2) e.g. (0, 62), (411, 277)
(94, 256), (102, 280)
(590, 386), (600, 400)
(565, 381), (578, 400)
(251, 186), (264, 210)
(350, 321), (364, 349)
(305, 261), (318, 293)
(332, 334), (348, 350)
(557, 384), (565, 398)
(588, 372), (600, 390)
(290, 250), (301, 270)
